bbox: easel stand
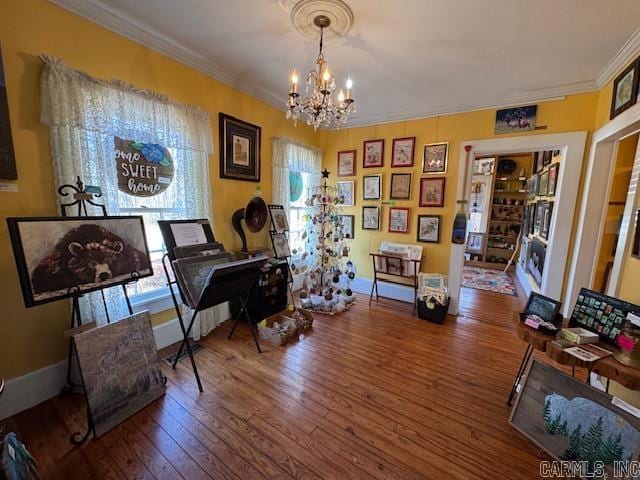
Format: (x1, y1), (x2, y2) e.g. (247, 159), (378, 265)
(268, 228), (296, 305)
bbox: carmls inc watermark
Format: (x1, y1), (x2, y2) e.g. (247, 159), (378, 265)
(540, 460), (640, 478)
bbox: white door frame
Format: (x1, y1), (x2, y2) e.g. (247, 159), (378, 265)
(448, 131), (587, 316)
(566, 102), (640, 309)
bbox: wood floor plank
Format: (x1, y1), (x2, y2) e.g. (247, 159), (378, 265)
(12, 286), (547, 479)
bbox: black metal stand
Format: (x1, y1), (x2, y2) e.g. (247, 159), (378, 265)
(506, 344), (533, 406)
(226, 279), (262, 354)
(268, 227), (296, 306)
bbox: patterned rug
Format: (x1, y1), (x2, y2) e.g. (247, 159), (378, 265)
(462, 267), (518, 296)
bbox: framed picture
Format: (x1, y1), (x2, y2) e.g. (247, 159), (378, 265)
(466, 232), (485, 253)
(610, 59), (639, 120)
(528, 237), (546, 287)
(524, 292), (561, 323)
(633, 209), (640, 258)
(528, 202), (537, 237)
(391, 137), (415, 167)
(418, 273), (446, 290)
(337, 150), (356, 176)
(0, 45), (16, 180)
(534, 201), (544, 235)
(271, 233), (291, 259)
(390, 173), (412, 200)
(419, 177), (446, 207)
(73, 311), (165, 437)
(543, 150), (552, 168)
(541, 201), (554, 240)
(268, 204), (289, 233)
(547, 163), (559, 196)
(337, 214), (355, 239)
(336, 180), (355, 206)
(362, 206), (380, 231)
(219, 113), (261, 182)
(510, 360), (640, 475)
(363, 174), (382, 200)
(6, 216), (153, 308)
(525, 176), (538, 198)
(473, 157), (495, 175)
(363, 139), (384, 168)
(158, 219), (216, 262)
(494, 105), (537, 134)
(388, 207), (409, 233)
(386, 257), (403, 275)
(172, 252), (233, 308)
(539, 170), (549, 196)
(422, 142), (448, 174)
(417, 215), (441, 243)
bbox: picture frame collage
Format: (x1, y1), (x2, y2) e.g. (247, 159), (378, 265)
(335, 138), (448, 241)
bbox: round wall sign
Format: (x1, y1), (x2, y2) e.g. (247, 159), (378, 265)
(115, 137), (174, 197)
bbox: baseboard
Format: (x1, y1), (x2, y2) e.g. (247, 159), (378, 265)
(0, 317), (185, 421)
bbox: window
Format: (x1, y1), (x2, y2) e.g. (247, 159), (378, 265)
(289, 171), (312, 257)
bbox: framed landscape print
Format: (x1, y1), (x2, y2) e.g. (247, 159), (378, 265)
(362, 206), (380, 230)
(419, 177), (446, 207)
(219, 113), (261, 182)
(391, 137), (415, 167)
(495, 105), (537, 134)
(547, 163), (559, 196)
(337, 150), (356, 176)
(6, 216), (153, 308)
(610, 59), (639, 120)
(422, 142), (448, 174)
(363, 174), (382, 200)
(417, 215), (441, 243)
(268, 204), (289, 233)
(337, 214), (355, 239)
(390, 173), (412, 200)
(363, 139), (384, 168)
(388, 207), (409, 233)
(336, 180), (355, 206)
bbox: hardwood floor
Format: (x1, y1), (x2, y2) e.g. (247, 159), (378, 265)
(11, 285), (549, 479)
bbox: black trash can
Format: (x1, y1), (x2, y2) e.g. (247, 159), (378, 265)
(417, 297), (450, 324)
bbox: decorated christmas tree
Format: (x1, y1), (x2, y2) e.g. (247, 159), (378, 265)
(298, 169), (356, 314)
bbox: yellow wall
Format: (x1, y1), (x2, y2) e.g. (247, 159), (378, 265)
(0, 0), (317, 379)
(318, 94), (598, 280)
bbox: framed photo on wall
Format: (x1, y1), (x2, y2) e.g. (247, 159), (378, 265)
(419, 177), (445, 207)
(539, 169), (549, 197)
(337, 150), (356, 176)
(541, 201), (554, 240)
(362, 206), (380, 230)
(610, 59), (639, 120)
(391, 137), (415, 167)
(390, 173), (412, 200)
(0, 45), (17, 180)
(336, 180), (355, 206)
(417, 215), (441, 243)
(219, 113), (261, 182)
(388, 207), (409, 233)
(494, 105), (537, 134)
(633, 209), (640, 258)
(422, 142), (448, 174)
(466, 232), (485, 253)
(337, 214), (355, 239)
(363, 174), (382, 200)
(363, 139), (384, 168)
(547, 163), (559, 196)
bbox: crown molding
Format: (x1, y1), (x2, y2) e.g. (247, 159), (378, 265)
(596, 26), (640, 88)
(47, 0), (638, 129)
(48, 0), (286, 110)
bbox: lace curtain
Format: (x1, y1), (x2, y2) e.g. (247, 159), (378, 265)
(271, 137), (322, 211)
(40, 55), (224, 338)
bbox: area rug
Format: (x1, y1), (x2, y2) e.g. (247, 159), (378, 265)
(462, 267), (518, 296)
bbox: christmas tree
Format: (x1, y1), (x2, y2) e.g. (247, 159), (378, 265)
(298, 169), (356, 314)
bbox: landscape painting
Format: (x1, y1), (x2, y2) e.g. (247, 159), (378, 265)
(510, 360), (640, 477)
(73, 311), (166, 437)
(495, 105), (537, 134)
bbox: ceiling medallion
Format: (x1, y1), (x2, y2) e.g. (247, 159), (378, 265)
(286, 1), (355, 130)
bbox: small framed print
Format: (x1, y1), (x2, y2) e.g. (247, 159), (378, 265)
(422, 142), (448, 174)
(419, 177), (445, 207)
(417, 215), (441, 243)
(337, 150), (356, 177)
(362, 206), (380, 231)
(363, 174), (382, 200)
(271, 233), (291, 258)
(391, 137), (415, 167)
(541, 201), (554, 240)
(268, 204), (289, 233)
(390, 173), (412, 200)
(219, 113), (261, 182)
(611, 59), (640, 119)
(539, 170), (549, 197)
(386, 257), (403, 275)
(337, 214), (355, 239)
(466, 232), (485, 253)
(363, 139), (384, 168)
(547, 163), (559, 196)
(388, 207), (409, 233)
(336, 180), (355, 206)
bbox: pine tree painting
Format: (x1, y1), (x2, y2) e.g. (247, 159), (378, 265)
(541, 393), (640, 470)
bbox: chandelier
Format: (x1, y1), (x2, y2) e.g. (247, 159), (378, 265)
(286, 15), (355, 130)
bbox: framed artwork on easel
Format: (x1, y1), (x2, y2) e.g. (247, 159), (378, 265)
(268, 204), (289, 233)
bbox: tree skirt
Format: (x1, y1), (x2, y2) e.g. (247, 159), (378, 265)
(462, 267), (518, 296)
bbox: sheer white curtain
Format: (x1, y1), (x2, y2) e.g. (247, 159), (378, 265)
(40, 55), (223, 338)
(272, 137), (322, 209)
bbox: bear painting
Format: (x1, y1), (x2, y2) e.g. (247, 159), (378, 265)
(7, 217), (153, 307)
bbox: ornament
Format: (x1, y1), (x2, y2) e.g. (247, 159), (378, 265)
(346, 288), (353, 296)
(336, 289), (342, 295)
(324, 292), (333, 301)
(302, 231), (307, 239)
(292, 248), (298, 255)
(348, 272), (355, 280)
(346, 260), (353, 268)
(332, 274), (340, 283)
(300, 290), (308, 298)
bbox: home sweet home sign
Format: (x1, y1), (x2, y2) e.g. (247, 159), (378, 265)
(115, 137), (174, 197)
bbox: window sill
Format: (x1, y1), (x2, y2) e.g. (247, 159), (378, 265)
(130, 287), (176, 316)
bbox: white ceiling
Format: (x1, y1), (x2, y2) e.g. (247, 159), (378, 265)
(53, 0), (640, 127)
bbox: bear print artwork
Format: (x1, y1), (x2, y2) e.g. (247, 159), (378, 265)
(6, 216), (153, 307)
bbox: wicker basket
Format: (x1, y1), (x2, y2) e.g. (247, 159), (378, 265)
(258, 308), (314, 346)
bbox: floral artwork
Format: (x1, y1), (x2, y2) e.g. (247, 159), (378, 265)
(363, 139), (384, 168)
(417, 215), (440, 243)
(388, 207), (409, 233)
(419, 177), (445, 207)
(337, 150), (356, 176)
(363, 174), (382, 200)
(336, 181), (355, 206)
(422, 143), (448, 174)
(392, 137), (415, 167)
